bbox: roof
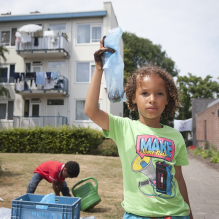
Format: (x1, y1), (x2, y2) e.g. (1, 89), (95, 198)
(0, 10), (107, 22)
(208, 98), (219, 108)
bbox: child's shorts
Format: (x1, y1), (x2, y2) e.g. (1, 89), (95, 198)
(123, 212), (190, 219)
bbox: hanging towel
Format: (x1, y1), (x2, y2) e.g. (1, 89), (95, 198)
(44, 78), (55, 89)
(36, 72), (45, 85)
(26, 72), (36, 80)
(21, 32), (31, 43)
(34, 37), (39, 46)
(46, 72), (51, 79)
(31, 79), (37, 90)
(14, 72), (20, 83)
(51, 71), (59, 80)
(21, 73), (25, 81)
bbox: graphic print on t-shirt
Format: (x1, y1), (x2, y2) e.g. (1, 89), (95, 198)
(131, 135), (176, 199)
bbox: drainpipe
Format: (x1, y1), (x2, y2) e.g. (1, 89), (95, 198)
(67, 19), (72, 125)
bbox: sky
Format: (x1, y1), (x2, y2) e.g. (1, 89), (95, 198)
(1, 0), (219, 81)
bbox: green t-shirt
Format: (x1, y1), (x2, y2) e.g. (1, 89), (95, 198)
(103, 114), (190, 217)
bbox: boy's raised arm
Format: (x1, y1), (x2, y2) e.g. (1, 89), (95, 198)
(84, 37), (114, 131)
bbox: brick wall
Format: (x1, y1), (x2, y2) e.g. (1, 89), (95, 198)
(192, 98), (215, 147)
(196, 102), (219, 150)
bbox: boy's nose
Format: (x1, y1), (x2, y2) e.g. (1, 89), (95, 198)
(149, 94), (156, 103)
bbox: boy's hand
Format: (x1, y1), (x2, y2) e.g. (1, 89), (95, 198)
(94, 36), (116, 70)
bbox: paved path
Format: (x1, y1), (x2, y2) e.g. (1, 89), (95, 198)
(182, 156), (219, 219)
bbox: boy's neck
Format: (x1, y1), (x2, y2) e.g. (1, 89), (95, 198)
(138, 116), (162, 128)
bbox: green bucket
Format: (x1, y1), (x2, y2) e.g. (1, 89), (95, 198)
(71, 177), (101, 211)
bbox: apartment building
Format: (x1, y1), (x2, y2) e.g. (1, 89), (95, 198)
(0, 2), (123, 130)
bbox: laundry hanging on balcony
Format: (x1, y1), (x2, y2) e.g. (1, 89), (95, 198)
(16, 24), (43, 45)
(14, 71), (62, 91)
(44, 30), (57, 43)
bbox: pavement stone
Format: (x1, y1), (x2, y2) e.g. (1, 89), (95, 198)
(182, 156), (219, 219)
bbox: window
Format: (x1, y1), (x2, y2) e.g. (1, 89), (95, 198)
(77, 24), (102, 44)
(24, 100), (30, 117)
(75, 100), (101, 121)
(76, 62), (95, 83)
(49, 24), (66, 35)
(48, 61), (65, 69)
(49, 24), (66, 31)
(0, 28), (17, 46)
(0, 101), (14, 120)
(32, 105), (39, 117)
(0, 64), (15, 83)
(26, 63), (31, 72)
(47, 100), (64, 105)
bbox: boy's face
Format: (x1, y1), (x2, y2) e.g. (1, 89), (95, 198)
(61, 168), (71, 178)
(133, 75), (168, 128)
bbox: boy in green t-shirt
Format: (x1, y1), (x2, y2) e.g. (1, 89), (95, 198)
(84, 37), (193, 219)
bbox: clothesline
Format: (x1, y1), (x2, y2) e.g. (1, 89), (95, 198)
(14, 71), (63, 91)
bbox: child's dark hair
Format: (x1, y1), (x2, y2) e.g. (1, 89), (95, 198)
(125, 65), (180, 118)
(65, 161), (80, 178)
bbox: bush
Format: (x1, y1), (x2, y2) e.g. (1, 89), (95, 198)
(204, 141), (210, 149)
(91, 139), (119, 157)
(211, 156), (219, 163)
(0, 125), (104, 154)
(201, 149), (213, 158)
(192, 147), (202, 156)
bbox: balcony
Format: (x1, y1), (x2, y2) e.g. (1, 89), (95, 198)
(13, 116), (68, 128)
(15, 75), (68, 96)
(16, 35), (69, 59)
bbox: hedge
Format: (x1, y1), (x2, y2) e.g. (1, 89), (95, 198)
(0, 125), (104, 154)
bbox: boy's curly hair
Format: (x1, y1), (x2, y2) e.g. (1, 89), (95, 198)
(125, 65), (180, 118)
(65, 161), (80, 178)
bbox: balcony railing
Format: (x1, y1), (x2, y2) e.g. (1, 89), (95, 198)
(13, 116), (68, 128)
(15, 75), (68, 95)
(16, 35), (68, 56)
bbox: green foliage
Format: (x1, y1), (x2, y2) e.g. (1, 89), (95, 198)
(122, 31), (179, 120)
(201, 149), (213, 158)
(0, 45), (9, 62)
(176, 73), (219, 121)
(91, 140), (119, 157)
(204, 141), (209, 149)
(192, 145), (219, 163)
(192, 147), (203, 155)
(0, 126), (104, 154)
(210, 156), (219, 163)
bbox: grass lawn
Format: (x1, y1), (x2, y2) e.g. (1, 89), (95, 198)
(0, 153), (125, 219)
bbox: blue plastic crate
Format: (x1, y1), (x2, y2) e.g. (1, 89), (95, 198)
(11, 194), (81, 219)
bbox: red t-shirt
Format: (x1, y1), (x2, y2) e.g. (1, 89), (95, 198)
(34, 161), (65, 183)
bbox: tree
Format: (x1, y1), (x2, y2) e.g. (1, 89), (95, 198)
(122, 32), (179, 124)
(176, 73), (219, 120)
(176, 73), (219, 144)
(0, 45), (10, 98)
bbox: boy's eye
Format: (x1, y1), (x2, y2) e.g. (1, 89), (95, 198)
(158, 92), (163, 95)
(142, 92), (148, 95)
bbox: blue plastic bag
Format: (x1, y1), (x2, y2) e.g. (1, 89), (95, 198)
(36, 193), (55, 209)
(103, 27), (126, 103)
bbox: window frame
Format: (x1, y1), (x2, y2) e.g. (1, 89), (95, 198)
(49, 23), (66, 32)
(74, 99), (102, 122)
(76, 23), (102, 44)
(0, 100), (14, 120)
(75, 61), (95, 83)
(0, 64), (15, 84)
(0, 27), (17, 47)
(0, 29), (11, 46)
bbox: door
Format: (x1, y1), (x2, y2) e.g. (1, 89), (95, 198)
(30, 103), (40, 126)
